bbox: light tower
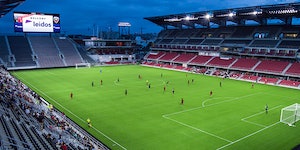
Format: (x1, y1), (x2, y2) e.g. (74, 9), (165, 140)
(118, 22), (131, 38)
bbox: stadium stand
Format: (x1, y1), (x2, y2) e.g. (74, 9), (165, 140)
(146, 51), (165, 60)
(53, 37), (84, 66)
(206, 57), (236, 68)
(143, 3), (300, 89)
(7, 36), (36, 67)
(29, 36), (65, 68)
(158, 52), (178, 61)
(173, 53), (197, 63)
(254, 60), (290, 74)
(0, 67), (109, 150)
(189, 55), (213, 65)
(230, 58), (259, 70)
(0, 36), (12, 67)
(285, 62), (300, 76)
(279, 80), (300, 87)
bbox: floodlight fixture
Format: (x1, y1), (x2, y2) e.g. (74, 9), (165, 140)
(205, 13), (212, 19)
(185, 16), (191, 20)
(183, 15), (199, 21)
(228, 12), (235, 17)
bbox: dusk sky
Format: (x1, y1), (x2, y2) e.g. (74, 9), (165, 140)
(0, 0), (299, 35)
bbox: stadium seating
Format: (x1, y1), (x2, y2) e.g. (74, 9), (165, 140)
(146, 52), (165, 60)
(29, 36), (65, 68)
(230, 58), (259, 70)
(249, 40), (279, 48)
(0, 67), (108, 150)
(189, 55), (213, 65)
(285, 62), (300, 76)
(173, 53), (196, 63)
(254, 60), (289, 73)
(53, 37), (84, 66)
(158, 52), (178, 61)
(206, 57), (236, 68)
(259, 77), (278, 84)
(279, 80), (300, 87)
(7, 36), (36, 67)
(0, 36), (12, 67)
(240, 74), (259, 81)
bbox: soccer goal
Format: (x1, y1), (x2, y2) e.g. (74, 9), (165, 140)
(75, 63), (91, 69)
(280, 103), (300, 126)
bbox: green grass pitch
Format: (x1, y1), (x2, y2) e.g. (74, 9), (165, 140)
(11, 65), (300, 150)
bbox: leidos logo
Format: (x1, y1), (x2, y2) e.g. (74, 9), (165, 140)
(25, 19), (52, 27)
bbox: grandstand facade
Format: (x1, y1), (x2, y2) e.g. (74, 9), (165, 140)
(143, 2), (300, 88)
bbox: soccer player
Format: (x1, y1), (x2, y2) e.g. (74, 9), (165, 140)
(87, 118), (92, 127)
(163, 86), (166, 92)
(181, 98), (184, 105)
(161, 73), (163, 78)
(172, 88), (175, 94)
(148, 83), (151, 89)
(100, 80), (103, 85)
(188, 80), (190, 85)
(265, 104), (268, 114)
(146, 80), (149, 85)
(192, 79), (194, 83)
(220, 81), (222, 87)
(210, 90), (213, 96)
(125, 89), (128, 95)
(251, 83), (254, 88)
(117, 77), (120, 82)
(70, 92), (73, 99)
(92, 81), (94, 87)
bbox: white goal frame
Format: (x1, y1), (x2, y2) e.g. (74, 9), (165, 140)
(75, 63), (91, 69)
(280, 103), (300, 126)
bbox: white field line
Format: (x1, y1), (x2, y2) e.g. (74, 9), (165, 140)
(164, 92), (262, 117)
(216, 121), (281, 150)
(201, 97), (235, 107)
(162, 115), (232, 143)
(241, 105), (282, 128)
(202, 92), (263, 107)
(14, 72), (127, 150)
(163, 92), (280, 149)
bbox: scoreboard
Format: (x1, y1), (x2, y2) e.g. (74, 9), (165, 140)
(14, 12), (60, 33)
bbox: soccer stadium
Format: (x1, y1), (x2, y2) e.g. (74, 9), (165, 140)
(1, 1), (300, 150)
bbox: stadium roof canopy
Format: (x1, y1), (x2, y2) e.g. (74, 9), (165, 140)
(145, 2), (300, 29)
(0, 0), (25, 18)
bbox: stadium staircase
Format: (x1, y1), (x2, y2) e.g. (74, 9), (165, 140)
(251, 60), (261, 71)
(282, 63), (293, 75)
(228, 58), (238, 68)
(51, 37), (68, 66)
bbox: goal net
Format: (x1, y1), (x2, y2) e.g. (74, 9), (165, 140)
(280, 103), (300, 126)
(75, 63), (91, 69)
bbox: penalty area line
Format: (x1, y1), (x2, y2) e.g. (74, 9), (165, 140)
(162, 115), (232, 143)
(13, 72), (127, 150)
(216, 121), (280, 150)
(241, 105), (282, 127)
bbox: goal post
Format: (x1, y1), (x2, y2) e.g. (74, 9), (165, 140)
(280, 103), (300, 126)
(75, 63), (91, 69)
